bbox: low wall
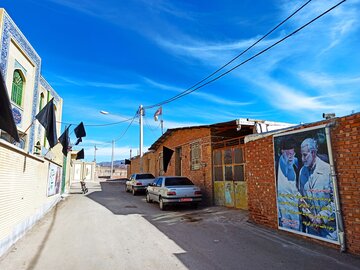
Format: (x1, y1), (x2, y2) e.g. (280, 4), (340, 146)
(0, 140), (62, 257)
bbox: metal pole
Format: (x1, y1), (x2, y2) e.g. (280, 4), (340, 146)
(110, 140), (114, 179)
(325, 125), (346, 252)
(139, 105), (144, 173)
(94, 144), (97, 163)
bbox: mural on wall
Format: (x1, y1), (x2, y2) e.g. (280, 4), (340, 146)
(47, 163), (62, 196)
(274, 126), (339, 244)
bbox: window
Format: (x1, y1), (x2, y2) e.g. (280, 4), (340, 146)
(11, 70), (24, 107)
(165, 177), (193, 186)
(156, 178), (163, 187)
(213, 150), (223, 181)
(212, 146), (245, 182)
(39, 93), (44, 111)
(136, 174), (155, 179)
(190, 142), (201, 170)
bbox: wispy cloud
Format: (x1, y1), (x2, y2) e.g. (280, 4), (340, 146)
(55, 76), (139, 90)
(299, 72), (360, 88)
(143, 77), (254, 106)
(250, 76), (358, 120)
(153, 35), (278, 65)
(143, 0), (196, 20)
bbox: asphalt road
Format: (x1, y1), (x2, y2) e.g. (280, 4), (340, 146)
(0, 181), (359, 270)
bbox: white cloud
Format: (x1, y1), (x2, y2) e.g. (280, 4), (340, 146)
(299, 72), (360, 88)
(143, 77), (254, 106)
(56, 75), (139, 90)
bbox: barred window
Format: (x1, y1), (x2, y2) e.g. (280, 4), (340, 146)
(190, 142), (201, 170)
(11, 70), (24, 107)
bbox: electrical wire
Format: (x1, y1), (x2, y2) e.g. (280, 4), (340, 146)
(144, 116), (161, 134)
(58, 116), (135, 127)
(144, 0), (345, 109)
(112, 112), (138, 143)
(164, 0), (347, 103)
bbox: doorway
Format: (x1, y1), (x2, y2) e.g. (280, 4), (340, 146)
(175, 147), (182, 176)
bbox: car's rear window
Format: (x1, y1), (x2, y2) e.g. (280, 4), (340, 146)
(136, 174), (155, 179)
(165, 177), (194, 186)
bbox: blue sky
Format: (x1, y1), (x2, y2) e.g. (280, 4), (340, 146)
(2, 0), (360, 162)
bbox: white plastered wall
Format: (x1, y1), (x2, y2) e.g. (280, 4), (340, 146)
(0, 140), (61, 257)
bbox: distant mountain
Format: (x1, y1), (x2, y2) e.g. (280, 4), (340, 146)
(97, 160), (127, 168)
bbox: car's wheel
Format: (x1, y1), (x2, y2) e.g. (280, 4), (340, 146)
(146, 192), (152, 203)
(159, 197), (166, 211)
(132, 187), (136, 196)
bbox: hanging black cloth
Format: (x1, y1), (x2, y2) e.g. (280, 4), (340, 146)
(0, 70), (19, 142)
(163, 146), (174, 173)
(58, 125), (71, 156)
(76, 149), (84, 160)
(35, 98), (57, 148)
(124, 159), (131, 165)
(74, 122), (86, 145)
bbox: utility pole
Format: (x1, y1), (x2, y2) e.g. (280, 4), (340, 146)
(110, 140), (114, 179)
(139, 105), (144, 173)
(94, 144), (98, 163)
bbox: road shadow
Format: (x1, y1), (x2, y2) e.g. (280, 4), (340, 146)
(84, 182), (360, 270)
(26, 203), (60, 270)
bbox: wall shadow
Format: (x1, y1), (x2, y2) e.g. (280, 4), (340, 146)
(85, 182), (360, 270)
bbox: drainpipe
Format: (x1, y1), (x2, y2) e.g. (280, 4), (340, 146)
(325, 123), (345, 252)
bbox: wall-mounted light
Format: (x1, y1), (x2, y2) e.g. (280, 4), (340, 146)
(323, 113), (336, 120)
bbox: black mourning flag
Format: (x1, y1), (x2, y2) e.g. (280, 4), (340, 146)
(0, 71), (19, 142)
(163, 146), (174, 173)
(76, 149), (84, 160)
(124, 159), (131, 165)
(35, 98), (57, 148)
(58, 126), (70, 156)
(74, 122), (86, 145)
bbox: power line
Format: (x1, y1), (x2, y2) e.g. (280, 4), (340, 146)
(143, 0), (313, 109)
(58, 116), (135, 127)
(144, 115), (161, 134)
(166, 0), (347, 103)
(113, 112), (138, 142)
(144, 0), (344, 109)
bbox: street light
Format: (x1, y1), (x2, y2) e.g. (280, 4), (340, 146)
(100, 110), (114, 179)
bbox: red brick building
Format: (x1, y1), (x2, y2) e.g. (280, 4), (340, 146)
(128, 119), (292, 207)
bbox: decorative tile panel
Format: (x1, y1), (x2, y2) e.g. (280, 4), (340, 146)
(1, 11), (41, 153)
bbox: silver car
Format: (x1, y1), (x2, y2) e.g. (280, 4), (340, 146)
(125, 173), (155, 195)
(146, 176), (202, 210)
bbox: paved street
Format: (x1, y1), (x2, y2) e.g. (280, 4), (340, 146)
(0, 181), (359, 270)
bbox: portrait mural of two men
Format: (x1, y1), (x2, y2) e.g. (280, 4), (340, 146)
(274, 126), (338, 243)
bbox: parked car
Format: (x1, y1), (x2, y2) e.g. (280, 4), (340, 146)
(146, 176), (202, 210)
(125, 173), (155, 195)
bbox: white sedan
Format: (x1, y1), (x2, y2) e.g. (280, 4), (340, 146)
(146, 176), (202, 210)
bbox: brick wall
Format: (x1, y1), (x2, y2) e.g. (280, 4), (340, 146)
(128, 128), (213, 205)
(245, 113), (360, 255)
(332, 114), (360, 254)
(246, 135), (278, 229)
